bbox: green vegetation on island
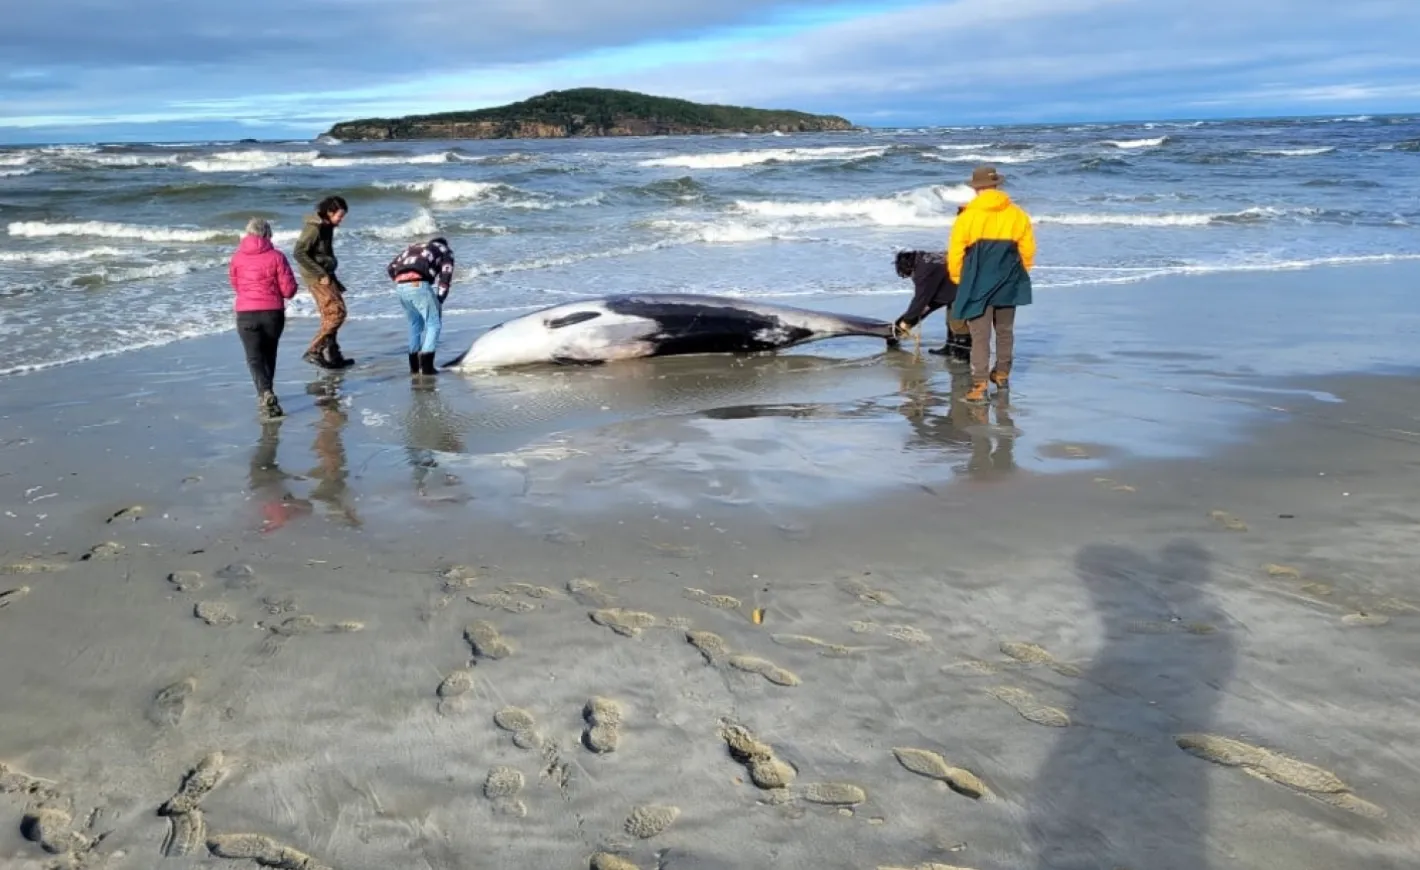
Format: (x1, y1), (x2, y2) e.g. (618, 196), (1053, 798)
(324, 88), (857, 141)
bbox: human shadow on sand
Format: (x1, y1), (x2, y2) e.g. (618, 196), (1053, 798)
(1027, 539), (1237, 870)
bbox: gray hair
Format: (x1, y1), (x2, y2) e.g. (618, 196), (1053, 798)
(244, 217), (272, 239)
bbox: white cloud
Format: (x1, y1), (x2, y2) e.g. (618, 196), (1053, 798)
(0, 0), (1416, 139)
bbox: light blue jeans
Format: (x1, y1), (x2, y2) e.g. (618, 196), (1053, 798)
(395, 281), (442, 354)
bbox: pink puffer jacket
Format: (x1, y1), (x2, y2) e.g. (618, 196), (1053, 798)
(229, 234), (298, 312)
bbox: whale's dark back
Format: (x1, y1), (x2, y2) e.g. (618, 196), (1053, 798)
(603, 294), (892, 357)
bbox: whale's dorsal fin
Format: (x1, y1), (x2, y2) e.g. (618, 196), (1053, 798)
(546, 311), (601, 329)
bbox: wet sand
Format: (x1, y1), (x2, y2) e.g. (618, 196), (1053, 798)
(2, 261), (1420, 870)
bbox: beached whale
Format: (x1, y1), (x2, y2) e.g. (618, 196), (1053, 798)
(443, 293), (897, 370)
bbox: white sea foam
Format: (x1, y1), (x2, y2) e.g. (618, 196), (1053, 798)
(1248, 147), (1336, 157)
(184, 150), (321, 172)
(1035, 253), (1420, 289)
(927, 151), (1046, 164)
(729, 184), (975, 229)
(1102, 137), (1168, 149)
(1035, 207), (1316, 227)
(360, 209), (441, 240)
(310, 152), (453, 168)
(0, 154), (31, 166)
(638, 146), (889, 169)
(0, 246), (128, 264)
(7, 220), (300, 244)
(0, 168), (34, 178)
(74, 153), (182, 167)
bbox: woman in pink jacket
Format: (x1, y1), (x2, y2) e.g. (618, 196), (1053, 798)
(229, 217), (298, 420)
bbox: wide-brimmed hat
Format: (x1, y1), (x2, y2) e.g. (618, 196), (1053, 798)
(968, 165), (1005, 190)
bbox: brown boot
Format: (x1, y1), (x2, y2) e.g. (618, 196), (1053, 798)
(964, 379), (989, 403)
(989, 370), (1009, 390)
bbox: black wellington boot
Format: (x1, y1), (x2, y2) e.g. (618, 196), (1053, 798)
(408, 353), (420, 374)
(417, 352), (438, 376)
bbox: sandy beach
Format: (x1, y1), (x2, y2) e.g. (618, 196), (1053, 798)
(3, 260), (1420, 870)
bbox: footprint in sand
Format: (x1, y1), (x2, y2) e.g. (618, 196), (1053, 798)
(941, 659), (1002, 677)
(161, 807), (206, 857)
(148, 677), (197, 728)
(999, 641), (1081, 677)
(469, 591), (538, 614)
(568, 578), (616, 607)
(892, 748), (992, 800)
(838, 577), (901, 607)
(262, 615), (363, 637)
(483, 766), (527, 817)
(683, 588), (742, 611)
(1341, 612), (1391, 627)
(719, 722), (796, 790)
(106, 505), (145, 524)
(624, 804), (679, 839)
(208, 833), (333, 870)
(801, 783), (867, 807)
(441, 565), (482, 591)
(81, 541), (125, 561)
(20, 805), (93, 857)
(1209, 510), (1249, 532)
(727, 655), (801, 687)
(987, 686), (1070, 728)
(0, 761), (58, 799)
(466, 620), (514, 659)
(590, 608), (657, 638)
(215, 563), (258, 589)
(494, 707), (543, 750)
(591, 853), (641, 870)
(436, 669), (475, 716)
(687, 630), (729, 663)
(160, 751), (229, 816)
(0, 585), (30, 609)
(771, 634), (868, 658)
(168, 571), (204, 593)
(583, 697), (623, 754)
(886, 625), (932, 646)
(194, 602), (239, 627)
(1176, 733), (1385, 818)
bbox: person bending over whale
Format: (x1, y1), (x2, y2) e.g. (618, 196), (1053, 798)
(892, 248), (972, 361)
(387, 236), (456, 376)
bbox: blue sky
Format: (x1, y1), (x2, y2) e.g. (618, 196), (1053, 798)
(1, 0), (1417, 143)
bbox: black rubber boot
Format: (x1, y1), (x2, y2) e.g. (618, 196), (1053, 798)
(408, 353), (420, 374)
(324, 339), (355, 369)
(418, 352), (438, 376)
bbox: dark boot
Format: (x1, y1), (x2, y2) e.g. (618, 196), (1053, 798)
(408, 353), (420, 374)
(324, 339), (355, 368)
(418, 352), (438, 376)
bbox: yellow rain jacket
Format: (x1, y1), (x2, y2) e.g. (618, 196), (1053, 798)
(947, 189), (1036, 322)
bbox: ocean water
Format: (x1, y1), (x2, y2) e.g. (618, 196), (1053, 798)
(1, 114), (1418, 376)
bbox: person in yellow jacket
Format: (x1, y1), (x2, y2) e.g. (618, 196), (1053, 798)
(947, 165), (1036, 402)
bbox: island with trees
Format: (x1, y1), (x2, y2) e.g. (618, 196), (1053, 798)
(324, 88), (857, 141)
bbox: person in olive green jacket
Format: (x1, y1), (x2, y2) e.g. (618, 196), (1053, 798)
(293, 195), (353, 369)
(948, 166), (1036, 402)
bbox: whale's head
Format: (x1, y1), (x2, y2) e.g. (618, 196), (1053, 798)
(452, 303), (616, 370)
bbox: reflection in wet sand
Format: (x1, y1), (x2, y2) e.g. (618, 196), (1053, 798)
(306, 378), (360, 528)
(402, 383), (467, 500)
(247, 422), (312, 534)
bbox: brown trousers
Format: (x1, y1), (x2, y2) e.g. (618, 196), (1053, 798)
(304, 275), (347, 355)
(967, 305), (1016, 381)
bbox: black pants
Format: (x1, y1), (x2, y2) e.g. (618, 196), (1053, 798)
(237, 310), (285, 395)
